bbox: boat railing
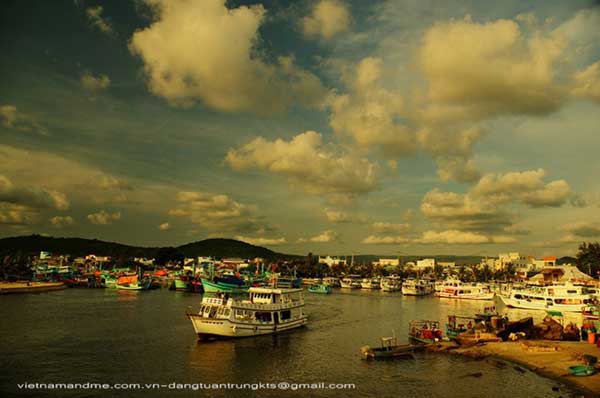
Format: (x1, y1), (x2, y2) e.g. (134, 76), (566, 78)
(232, 300), (303, 310)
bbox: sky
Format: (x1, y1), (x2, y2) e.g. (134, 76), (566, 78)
(1, 0), (600, 257)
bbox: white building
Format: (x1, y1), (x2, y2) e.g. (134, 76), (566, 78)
(416, 258), (435, 270)
(318, 256), (347, 267)
(375, 258), (400, 267)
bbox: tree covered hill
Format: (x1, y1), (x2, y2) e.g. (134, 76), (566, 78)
(0, 235), (298, 260)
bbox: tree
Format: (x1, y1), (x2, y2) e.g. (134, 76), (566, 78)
(433, 264), (444, 280)
(576, 242), (600, 277)
(155, 247), (184, 266)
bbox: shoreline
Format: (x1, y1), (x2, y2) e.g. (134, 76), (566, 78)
(428, 341), (600, 398)
(0, 281), (67, 294)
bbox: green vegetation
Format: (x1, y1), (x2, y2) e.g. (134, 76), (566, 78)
(576, 242), (600, 277)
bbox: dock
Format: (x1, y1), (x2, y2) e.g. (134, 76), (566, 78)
(0, 281), (67, 294)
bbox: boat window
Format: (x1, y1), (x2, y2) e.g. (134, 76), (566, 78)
(280, 310), (291, 320)
(567, 290), (577, 294)
(255, 312), (272, 322)
(514, 294), (522, 299)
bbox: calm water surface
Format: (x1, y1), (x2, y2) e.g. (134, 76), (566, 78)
(0, 288), (580, 398)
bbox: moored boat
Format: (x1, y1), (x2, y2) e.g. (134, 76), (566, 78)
(361, 278), (381, 289)
(360, 337), (420, 360)
(307, 283), (332, 294)
(497, 283), (594, 312)
(381, 276), (402, 292)
(402, 279), (433, 296)
(408, 320), (443, 344)
(186, 287), (308, 339)
(435, 278), (494, 300)
(340, 275), (361, 289)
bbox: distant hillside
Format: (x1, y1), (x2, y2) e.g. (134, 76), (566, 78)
(0, 235), (158, 258)
(177, 238), (298, 260)
(0, 235), (297, 260)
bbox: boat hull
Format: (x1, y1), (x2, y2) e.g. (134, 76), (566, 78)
(497, 295), (586, 312)
(435, 292), (494, 300)
(188, 314), (308, 339)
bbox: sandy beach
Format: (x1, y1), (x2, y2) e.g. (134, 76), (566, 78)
(430, 341), (600, 397)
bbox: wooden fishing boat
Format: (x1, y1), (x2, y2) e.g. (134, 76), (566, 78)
(568, 365), (596, 377)
(408, 320), (444, 344)
(307, 283), (332, 294)
(361, 337), (419, 360)
(201, 279), (248, 293)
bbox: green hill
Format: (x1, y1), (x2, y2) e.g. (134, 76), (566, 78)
(0, 235), (297, 260)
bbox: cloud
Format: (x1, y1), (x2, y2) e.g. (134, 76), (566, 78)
(571, 61), (600, 104)
(418, 16), (565, 124)
(50, 216), (75, 228)
(0, 104), (48, 135)
(80, 72), (111, 93)
(298, 230), (339, 243)
(420, 188), (511, 232)
(0, 174), (70, 210)
(129, 0), (326, 114)
(235, 235), (287, 246)
(168, 191), (262, 233)
(226, 131), (379, 196)
(371, 222), (410, 233)
(471, 169), (572, 207)
(325, 209), (367, 223)
(86, 5), (113, 35)
(158, 222), (170, 231)
(362, 235), (410, 244)
(328, 57), (415, 157)
(0, 144), (134, 206)
(562, 221), (600, 237)
(87, 210), (121, 225)
(416, 230), (515, 245)
(0, 203), (40, 225)
(302, 0), (351, 40)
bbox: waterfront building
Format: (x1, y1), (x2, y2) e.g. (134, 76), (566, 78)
(416, 258), (435, 270)
(528, 264), (594, 284)
(318, 256), (347, 267)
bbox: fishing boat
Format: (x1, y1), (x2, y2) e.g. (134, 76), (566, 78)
(201, 278), (249, 293)
(402, 279), (433, 296)
(497, 283), (594, 312)
(408, 320), (443, 344)
(361, 278), (381, 289)
(435, 278), (494, 300)
(340, 275), (361, 289)
(186, 287), (308, 339)
(307, 283), (332, 294)
(360, 337), (419, 360)
(381, 276), (402, 292)
(445, 315), (469, 340)
(116, 275), (142, 290)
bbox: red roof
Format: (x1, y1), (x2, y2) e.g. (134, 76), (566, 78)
(543, 256), (557, 261)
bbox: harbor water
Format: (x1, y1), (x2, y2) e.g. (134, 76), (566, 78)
(0, 288), (582, 397)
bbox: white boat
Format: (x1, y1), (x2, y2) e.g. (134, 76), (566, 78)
(497, 283), (595, 312)
(322, 277), (340, 287)
(340, 275), (361, 289)
(435, 278), (494, 300)
(381, 276), (402, 292)
(187, 287), (307, 339)
(361, 278), (381, 289)
(401, 279), (433, 296)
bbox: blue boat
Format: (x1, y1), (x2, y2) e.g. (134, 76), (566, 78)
(307, 283), (332, 294)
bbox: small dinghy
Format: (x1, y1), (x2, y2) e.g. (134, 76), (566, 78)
(568, 365), (596, 377)
(360, 337), (419, 360)
(307, 283), (332, 294)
